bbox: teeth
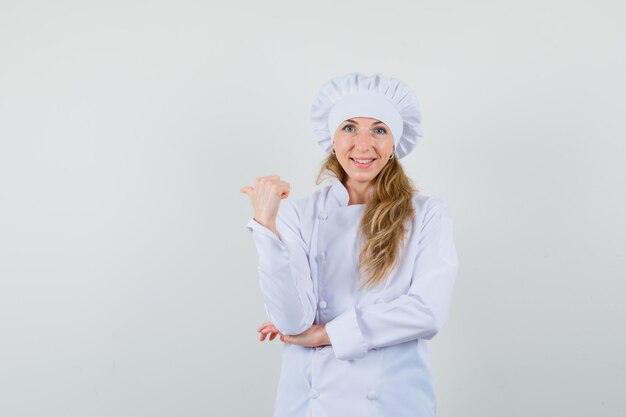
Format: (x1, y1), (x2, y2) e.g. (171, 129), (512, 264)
(354, 159), (373, 163)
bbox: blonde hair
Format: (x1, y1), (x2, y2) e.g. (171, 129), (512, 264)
(315, 153), (417, 290)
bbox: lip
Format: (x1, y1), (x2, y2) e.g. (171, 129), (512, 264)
(350, 157), (375, 169)
(350, 157), (377, 162)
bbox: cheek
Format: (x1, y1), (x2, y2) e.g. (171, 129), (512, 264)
(334, 140), (350, 151)
(383, 141), (394, 155)
(375, 142), (393, 154)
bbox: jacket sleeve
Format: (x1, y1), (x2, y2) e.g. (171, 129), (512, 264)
(325, 197), (460, 360)
(245, 199), (317, 336)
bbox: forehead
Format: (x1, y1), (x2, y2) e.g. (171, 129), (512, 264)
(342, 117), (387, 125)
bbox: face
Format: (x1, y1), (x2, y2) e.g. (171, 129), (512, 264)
(332, 117), (395, 186)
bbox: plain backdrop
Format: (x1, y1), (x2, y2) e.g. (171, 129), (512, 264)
(1, 1), (624, 416)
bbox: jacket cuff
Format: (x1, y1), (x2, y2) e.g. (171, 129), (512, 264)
(245, 218), (289, 274)
(245, 218), (282, 242)
(325, 308), (368, 360)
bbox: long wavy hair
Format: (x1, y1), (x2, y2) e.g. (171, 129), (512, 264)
(315, 151), (418, 290)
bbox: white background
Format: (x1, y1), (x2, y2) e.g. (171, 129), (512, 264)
(1, 1), (624, 416)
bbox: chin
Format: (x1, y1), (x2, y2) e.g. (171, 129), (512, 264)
(340, 160), (384, 180)
(346, 171), (378, 182)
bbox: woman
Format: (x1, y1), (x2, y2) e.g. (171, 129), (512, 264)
(240, 72), (459, 417)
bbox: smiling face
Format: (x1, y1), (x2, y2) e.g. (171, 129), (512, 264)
(332, 117), (395, 188)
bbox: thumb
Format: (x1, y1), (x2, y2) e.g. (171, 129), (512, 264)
(240, 186), (253, 196)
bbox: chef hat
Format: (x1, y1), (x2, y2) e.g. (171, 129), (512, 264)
(311, 72), (423, 159)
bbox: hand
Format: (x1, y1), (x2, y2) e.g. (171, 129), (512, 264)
(240, 176), (290, 234)
(257, 321), (330, 348)
(258, 322), (282, 342)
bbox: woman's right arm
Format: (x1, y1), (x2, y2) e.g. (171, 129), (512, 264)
(242, 177), (316, 336)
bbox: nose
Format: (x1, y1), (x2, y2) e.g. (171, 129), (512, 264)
(355, 129), (372, 150)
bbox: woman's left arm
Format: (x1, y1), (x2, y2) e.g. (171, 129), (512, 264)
(324, 197), (460, 360)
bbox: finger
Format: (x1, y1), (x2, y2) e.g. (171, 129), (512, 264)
(255, 176), (280, 186)
(259, 328), (278, 341)
(240, 186), (254, 196)
(254, 178), (290, 200)
(256, 177), (286, 189)
(274, 181), (290, 199)
(258, 322), (273, 332)
(280, 181), (290, 197)
(260, 323), (278, 332)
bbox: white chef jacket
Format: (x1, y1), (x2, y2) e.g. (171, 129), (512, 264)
(245, 176), (459, 417)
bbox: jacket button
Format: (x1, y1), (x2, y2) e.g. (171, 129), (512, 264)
(319, 211), (328, 220)
(366, 390), (378, 400)
(319, 300), (327, 309)
(318, 252), (326, 261)
(310, 389), (320, 399)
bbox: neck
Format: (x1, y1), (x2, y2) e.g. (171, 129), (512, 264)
(344, 179), (372, 205)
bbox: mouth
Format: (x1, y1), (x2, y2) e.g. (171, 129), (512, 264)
(350, 157), (376, 169)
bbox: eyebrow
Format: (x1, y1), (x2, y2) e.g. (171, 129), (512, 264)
(343, 119), (386, 125)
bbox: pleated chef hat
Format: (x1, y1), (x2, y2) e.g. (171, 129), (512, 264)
(311, 72), (423, 159)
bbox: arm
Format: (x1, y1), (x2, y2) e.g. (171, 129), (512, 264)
(245, 199), (317, 336)
(325, 198), (460, 360)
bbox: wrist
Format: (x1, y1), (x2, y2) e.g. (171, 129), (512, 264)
(253, 217), (278, 236)
(320, 325), (331, 346)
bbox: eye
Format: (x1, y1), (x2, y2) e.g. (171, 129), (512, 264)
(373, 127), (387, 135)
(342, 124), (355, 133)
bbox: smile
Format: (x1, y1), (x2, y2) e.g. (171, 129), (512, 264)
(350, 157), (376, 168)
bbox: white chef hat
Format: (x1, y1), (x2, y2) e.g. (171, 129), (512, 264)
(311, 72), (423, 159)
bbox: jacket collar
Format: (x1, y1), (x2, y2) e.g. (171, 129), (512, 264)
(326, 177), (371, 210)
(328, 177), (350, 208)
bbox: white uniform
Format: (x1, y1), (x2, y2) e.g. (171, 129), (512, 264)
(245, 177), (460, 417)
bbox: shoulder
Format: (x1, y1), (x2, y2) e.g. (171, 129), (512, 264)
(277, 186), (327, 224)
(288, 186), (327, 211)
(412, 192), (450, 212)
(411, 193), (454, 227)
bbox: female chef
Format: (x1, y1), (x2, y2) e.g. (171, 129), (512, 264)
(240, 72), (459, 417)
